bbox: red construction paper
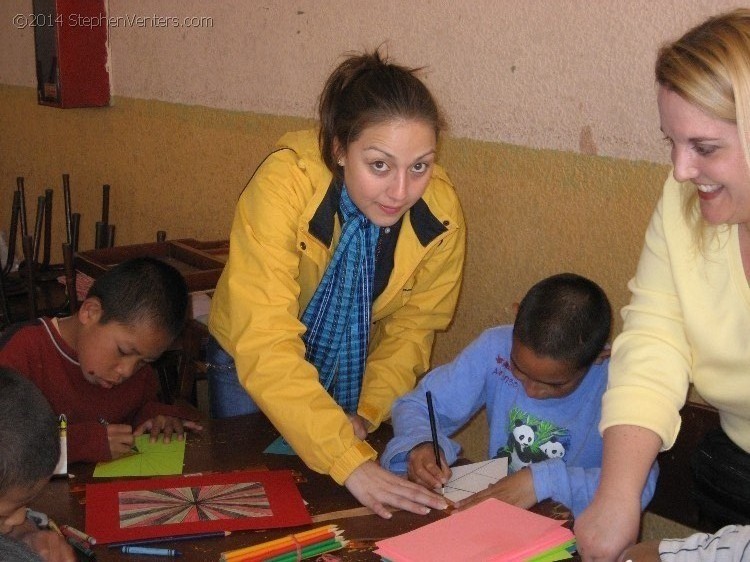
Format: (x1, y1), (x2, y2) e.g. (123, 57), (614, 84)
(85, 470), (311, 544)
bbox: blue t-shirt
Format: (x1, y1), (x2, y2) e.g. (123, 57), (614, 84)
(381, 325), (658, 516)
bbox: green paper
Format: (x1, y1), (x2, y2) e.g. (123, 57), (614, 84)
(93, 434), (186, 477)
(525, 549), (572, 561)
(525, 539), (576, 562)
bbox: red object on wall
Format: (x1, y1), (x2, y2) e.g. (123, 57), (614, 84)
(33, 0), (110, 108)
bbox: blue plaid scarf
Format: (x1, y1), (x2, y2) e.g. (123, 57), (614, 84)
(301, 186), (379, 412)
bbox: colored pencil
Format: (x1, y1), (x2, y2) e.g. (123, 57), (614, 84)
(227, 530), (342, 562)
(230, 531), (340, 562)
(107, 530), (231, 548)
(220, 525), (338, 561)
(230, 538), (346, 562)
(262, 538), (347, 562)
(221, 525), (337, 557)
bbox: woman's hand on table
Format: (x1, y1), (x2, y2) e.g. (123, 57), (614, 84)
(454, 467), (536, 512)
(574, 491), (641, 562)
(344, 460), (449, 519)
(407, 442), (452, 490)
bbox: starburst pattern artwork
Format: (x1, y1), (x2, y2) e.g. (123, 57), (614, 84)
(119, 482), (272, 528)
(86, 470), (312, 544)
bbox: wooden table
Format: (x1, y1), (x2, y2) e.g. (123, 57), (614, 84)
(31, 414), (573, 561)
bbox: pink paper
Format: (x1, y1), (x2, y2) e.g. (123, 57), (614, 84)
(375, 498), (574, 562)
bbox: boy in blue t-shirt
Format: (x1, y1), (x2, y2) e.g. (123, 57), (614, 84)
(381, 273), (658, 517)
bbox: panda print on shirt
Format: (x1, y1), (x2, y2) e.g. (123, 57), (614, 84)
(495, 407), (571, 473)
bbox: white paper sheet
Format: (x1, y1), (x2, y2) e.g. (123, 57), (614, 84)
(443, 457), (509, 502)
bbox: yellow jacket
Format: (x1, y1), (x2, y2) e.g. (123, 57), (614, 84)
(208, 129), (465, 483)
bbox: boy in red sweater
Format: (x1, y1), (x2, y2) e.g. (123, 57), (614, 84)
(0, 366), (74, 562)
(0, 257), (201, 463)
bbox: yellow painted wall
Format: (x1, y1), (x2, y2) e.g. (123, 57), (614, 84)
(0, 84), (669, 457)
(1, 85), (311, 250)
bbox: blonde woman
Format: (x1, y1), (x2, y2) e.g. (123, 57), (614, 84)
(576, 9), (750, 561)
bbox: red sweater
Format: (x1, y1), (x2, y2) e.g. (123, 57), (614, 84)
(0, 318), (198, 462)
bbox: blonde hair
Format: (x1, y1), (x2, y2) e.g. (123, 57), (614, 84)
(655, 9), (750, 240)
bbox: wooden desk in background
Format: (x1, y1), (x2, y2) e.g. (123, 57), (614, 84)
(31, 414), (574, 561)
(75, 238), (229, 294)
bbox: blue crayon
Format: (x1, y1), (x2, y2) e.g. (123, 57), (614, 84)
(122, 545), (182, 556)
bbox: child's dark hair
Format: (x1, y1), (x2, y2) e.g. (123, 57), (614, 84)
(514, 273), (612, 369)
(0, 366), (60, 494)
(318, 48), (445, 179)
(87, 257), (189, 339)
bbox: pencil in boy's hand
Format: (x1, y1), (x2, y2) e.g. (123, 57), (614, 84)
(425, 391), (444, 495)
(99, 417), (139, 453)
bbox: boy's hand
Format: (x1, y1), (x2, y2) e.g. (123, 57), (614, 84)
(19, 529), (75, 562)
(407, 442), (452, 491)
(105, 423), (138, 459)
(454, 467), (536, 511)
(134, 415), (203, 443)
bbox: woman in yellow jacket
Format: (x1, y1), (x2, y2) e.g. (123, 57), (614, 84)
(207, 50), (466, 518)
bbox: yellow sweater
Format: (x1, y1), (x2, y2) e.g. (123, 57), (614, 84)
(602, 173), (750, 452)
